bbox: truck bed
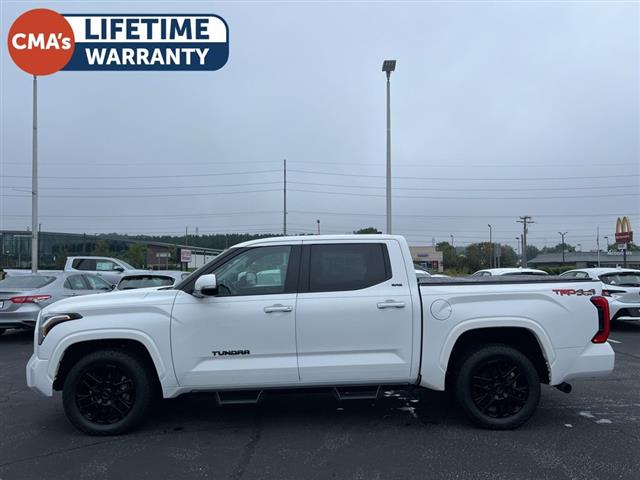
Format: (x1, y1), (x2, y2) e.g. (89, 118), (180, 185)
(418, 275), (595, 286)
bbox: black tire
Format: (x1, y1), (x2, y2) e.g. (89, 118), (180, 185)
(62, 349), (154, 435)
(454, 344), (540, 430)
(0, 328), (6, 336)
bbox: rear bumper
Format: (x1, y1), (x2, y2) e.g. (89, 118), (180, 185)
(610, 302), (640, 322)
(552, 343), (615, 384)
(26, 354), (53, 396)
(0, 311), (38, 329)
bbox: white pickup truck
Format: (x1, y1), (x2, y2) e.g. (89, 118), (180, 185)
(26, 235), (614, 435)
(6, 256), (146, 285)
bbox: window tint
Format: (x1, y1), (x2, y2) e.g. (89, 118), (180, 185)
(574, 271), (589, 279)
(0, 275), (56, 289)
(84, 275), (112, 290)
(599, 272), (640, 286)
(214, 245), (291, 296)
(308, 243), (391, 292)
(561, 271), (576, 278)
(72, 258), (96, 271)
(64, 275), (87, 290)
(117, 275), (175, 290)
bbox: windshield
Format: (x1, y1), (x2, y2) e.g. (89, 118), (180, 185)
(117, 275), (175, 290)
(0, 275), (56, 289)
(117, 260), (135, 270)
(599, 272), (640, 287)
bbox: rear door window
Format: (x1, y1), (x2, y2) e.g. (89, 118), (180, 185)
(308, 243), (391, 292)
(84, 275), (113, 290)
(72, 259), (96, 271)
(599, 272), (640, 286)
(64, 275), (88, 290)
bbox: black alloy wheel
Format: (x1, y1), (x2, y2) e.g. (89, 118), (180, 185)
(75, 363), (136, 425)
(455, 344), (540, 430)
(470, 357), (529, 418)
(63, 349), (154, 435)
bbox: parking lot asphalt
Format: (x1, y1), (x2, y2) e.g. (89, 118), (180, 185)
(1, 324), (639, 480)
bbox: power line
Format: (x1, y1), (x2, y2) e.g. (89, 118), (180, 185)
(288, 180), (639, 192)
(289, 169), (640, 181)
(1, 169), (281, 180)
(2, 181), (283, 191)
(2, 188), (281, 199)
(287, 188), (639, 201)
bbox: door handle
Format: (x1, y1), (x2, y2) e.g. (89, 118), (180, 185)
(377, 300), (406, 309)
(264, 304), (293, 313)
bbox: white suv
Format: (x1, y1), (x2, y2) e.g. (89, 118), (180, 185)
(560, 268), (640, 322)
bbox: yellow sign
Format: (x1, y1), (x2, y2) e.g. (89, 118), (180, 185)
(615, 216), (633, 244)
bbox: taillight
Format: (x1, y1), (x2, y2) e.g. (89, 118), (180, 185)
(590, 296), (610, 344)
(9, 294), (51, 304)
(602, 289), (625, 297)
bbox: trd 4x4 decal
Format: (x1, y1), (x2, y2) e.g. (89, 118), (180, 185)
(552, 288), (596, 297)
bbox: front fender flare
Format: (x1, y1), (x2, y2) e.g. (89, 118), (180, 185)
(48, 329), (170, 384)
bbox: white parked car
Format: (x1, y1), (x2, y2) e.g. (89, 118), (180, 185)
(560, 268), (640, 322)
(471, 268), (548, 277)
(27, 235), (613, 435)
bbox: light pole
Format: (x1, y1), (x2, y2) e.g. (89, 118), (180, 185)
(382, 59), (396, 234)
(516, 236), (521, 262)
(450, 234), (454, 248)
(604, 236), (609, 251)
(558, 231), (567, 264)
(577, 243), (582, 252)
(316, 219), (320, 235)
(488, 224), (493, 268)
(31, 75), (38, 273)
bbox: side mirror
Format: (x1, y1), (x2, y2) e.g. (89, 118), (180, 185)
(194, 274), (218, 297)
(113, 266), (125, 272)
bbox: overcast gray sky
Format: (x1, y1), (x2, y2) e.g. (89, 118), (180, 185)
(1, 0), (638, 250)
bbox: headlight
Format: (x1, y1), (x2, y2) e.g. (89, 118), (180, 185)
(37, 313), (82, 345)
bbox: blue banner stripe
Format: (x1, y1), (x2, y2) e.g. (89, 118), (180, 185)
(63, 42), (228, 71)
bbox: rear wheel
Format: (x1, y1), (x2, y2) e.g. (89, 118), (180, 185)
(62, 349), (154, 435)
(455, 344), (540, 430)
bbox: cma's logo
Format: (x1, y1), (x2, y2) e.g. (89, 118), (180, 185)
(212, 350), (250, 356)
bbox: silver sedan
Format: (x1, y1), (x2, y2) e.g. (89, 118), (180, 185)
(0, 272), (113, 334)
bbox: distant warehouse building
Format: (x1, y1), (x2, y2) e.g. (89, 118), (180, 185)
(528, 251), (639, 270)
(409, 246), (444, 273)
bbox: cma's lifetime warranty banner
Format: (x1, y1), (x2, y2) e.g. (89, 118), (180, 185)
(8, 9), (229, 75)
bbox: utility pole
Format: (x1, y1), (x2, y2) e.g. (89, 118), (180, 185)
(283, 159), (287, 236)
(517, 216), (534, 267)
(596, 226), (600, 267)
(31, 75), (38, 273)
(558, 231), (567, 265)
(488, 224), (493, 268)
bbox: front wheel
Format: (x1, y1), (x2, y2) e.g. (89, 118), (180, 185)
(62, 349), (154, 435)
(455, 344), (540, 430)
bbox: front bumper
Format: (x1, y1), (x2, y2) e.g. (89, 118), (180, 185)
(26, 354), (53, 396)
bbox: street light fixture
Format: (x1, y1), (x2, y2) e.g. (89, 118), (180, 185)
(382, 59), (396, 234)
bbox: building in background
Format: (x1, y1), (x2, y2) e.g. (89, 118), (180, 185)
(409, 246), (444, 272)
(528, 251), (639, 270)
(0, 230), (221, 270)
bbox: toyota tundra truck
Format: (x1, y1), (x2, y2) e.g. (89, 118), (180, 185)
(26, 235), (614, 435)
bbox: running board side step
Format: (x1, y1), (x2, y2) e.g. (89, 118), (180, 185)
(215, 390), (264, 405)
(333, 386), (381, 401)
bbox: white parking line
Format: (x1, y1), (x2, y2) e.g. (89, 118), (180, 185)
(608, 339), (621, 344)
